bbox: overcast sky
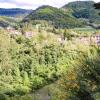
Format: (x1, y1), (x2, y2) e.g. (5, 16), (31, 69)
(0, 0), (99, 9)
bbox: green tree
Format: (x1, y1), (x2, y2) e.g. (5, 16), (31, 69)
(63, 29), (72, 40)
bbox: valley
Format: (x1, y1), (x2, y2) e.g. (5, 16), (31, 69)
(0, 1), (100, 100)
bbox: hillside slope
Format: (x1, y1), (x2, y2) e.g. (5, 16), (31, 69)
(0, 16), (21, 28)
(23, 5), (84, 28)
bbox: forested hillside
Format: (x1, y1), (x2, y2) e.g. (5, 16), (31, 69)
(23, 5), (85, 28)
(62, 1), (100, 23)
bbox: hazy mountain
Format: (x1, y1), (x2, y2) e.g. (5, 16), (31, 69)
(0, 8), (32, 17)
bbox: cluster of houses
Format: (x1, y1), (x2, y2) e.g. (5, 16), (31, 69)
(5, 26), (100, 46)
(7, 26), (21, 35)
(75, 35), (100, 46)
(6, 26), (36, 38)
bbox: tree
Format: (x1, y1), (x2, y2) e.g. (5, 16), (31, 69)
(94, 2), (100, 15)
(63, 29), (72, 40)
(94, 3), (100, 9)
(52, 27), (56, 33)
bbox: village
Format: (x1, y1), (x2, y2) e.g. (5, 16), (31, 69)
(5, 25), (100, 46)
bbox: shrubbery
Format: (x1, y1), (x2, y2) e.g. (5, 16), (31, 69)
(49, 46), (100, 100)
(0, 30), (100, 100)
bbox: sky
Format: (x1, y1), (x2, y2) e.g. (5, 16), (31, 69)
(0, 0), (99, 9)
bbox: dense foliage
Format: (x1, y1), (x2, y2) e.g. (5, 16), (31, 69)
(50, 46), (100, 100)
(0, 30), (73, 99)
(0, 29), (100, 100)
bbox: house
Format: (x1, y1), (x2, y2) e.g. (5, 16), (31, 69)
(7, 26), (21, 35)
(24, 31), (36, 38)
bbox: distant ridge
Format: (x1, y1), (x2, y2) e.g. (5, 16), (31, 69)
(0, 1), (99, 28)
(0, 8), (32, 17)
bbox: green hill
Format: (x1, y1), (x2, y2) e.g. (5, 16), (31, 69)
(0, 16), (21, 28)
(23, 5), (84, 28)
(62, 1), (100, 23)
